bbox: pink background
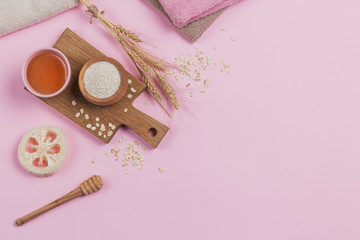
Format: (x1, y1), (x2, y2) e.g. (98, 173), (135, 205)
(2, 0), (360, 239)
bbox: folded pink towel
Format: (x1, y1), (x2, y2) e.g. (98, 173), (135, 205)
(158, 0), (241, 28)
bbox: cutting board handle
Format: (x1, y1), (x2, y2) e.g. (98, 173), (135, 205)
(122, 107), (169, 148)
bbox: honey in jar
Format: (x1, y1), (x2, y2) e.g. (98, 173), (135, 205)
(27, 52), (66, 95)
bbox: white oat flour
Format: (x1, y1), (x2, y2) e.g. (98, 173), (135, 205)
(84, 61), (121, 99)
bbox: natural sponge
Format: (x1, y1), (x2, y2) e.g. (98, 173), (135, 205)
(18, 126), (67, 177)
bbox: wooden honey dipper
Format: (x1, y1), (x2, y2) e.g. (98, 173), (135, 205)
(16, 175), (103, 226)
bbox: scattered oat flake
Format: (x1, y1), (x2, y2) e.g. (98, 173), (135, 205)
(105, 152), (110, 158)
(200, 90), (206, 93)
(221, 28), (227, 31)
(190, 92), (194, 97)
(71, 100), (76, 106)
(125, 169), (129, 175)
(186, 83), (190, 87)
(106, 137), (146, 174)
(141, 146), (146, 151)
(144, 99), (149, 105)
(80, 108), (84, 114)
(170, 46), (231, 97)
(75, 112), (80, 118)
(158, 168), (165, 173)
(91, 158), (95, 163)
(231, 37), (236, 41)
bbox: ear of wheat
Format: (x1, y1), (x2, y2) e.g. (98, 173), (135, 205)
(79, 0), (180, 111)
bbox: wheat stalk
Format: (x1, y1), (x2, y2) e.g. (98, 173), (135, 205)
(154, 72), (180, 109)
(79, 0), (179, 110)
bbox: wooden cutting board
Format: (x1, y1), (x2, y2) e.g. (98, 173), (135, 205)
(26, 28), (168, 148)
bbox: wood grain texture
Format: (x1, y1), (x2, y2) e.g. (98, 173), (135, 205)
(27, 28), (168, 148)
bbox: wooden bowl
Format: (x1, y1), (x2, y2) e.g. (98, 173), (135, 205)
(79, 57), (128, 106)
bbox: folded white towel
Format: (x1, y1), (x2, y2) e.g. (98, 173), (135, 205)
(0, 0), (80, 37)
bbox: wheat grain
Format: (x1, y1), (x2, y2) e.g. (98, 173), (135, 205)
(156, 73), (179, 109)
(115, 25), (142, 43)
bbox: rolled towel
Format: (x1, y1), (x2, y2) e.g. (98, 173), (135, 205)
(158, 0), (241, 28)
(0, 0), (80, 37)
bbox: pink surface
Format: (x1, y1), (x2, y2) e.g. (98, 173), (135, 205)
(2, 0), (360, 239)
(158, 0), (241, 28)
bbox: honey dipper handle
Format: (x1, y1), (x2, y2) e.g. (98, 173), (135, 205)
(16, 175), (103, 226)
(16, 188), (83, 226)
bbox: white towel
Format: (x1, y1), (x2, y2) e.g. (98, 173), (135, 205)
(0, 0), (80, 37)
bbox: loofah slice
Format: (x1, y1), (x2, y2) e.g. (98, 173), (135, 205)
(18, 126), (67, 177)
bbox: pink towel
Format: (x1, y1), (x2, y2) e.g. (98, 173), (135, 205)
(145, 0), (225, 42)
(158, 0), (241, 28)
